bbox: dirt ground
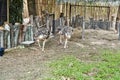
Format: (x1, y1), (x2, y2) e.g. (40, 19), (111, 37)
(0, 29), (120, 80)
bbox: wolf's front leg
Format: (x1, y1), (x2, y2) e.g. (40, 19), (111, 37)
(42, 39), (47, 52)
(37, 40), (41, 48)
(59, 35), (63, 45)
(64, 38), (68, 48)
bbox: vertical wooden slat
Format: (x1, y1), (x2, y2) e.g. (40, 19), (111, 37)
(24, 26), (28, 41)
(0, 31), (4, 47)
(4, 31), (8, 48)
(10, 24), (14, 47)
(14, 23), (20, 47)
(3, 31), (6, 48)
(31, 26), (34, 41)
(7, 31), (10, 48)
(25, 25), (32, 41)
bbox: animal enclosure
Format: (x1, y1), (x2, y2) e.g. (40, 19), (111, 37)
(0, 15), (115, 49)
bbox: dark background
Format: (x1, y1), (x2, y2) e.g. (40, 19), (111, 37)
(0, 0), (7, 26)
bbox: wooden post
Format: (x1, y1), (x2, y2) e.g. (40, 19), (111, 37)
(82, 0), (86, 40)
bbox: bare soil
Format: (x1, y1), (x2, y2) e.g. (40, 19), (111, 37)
(0, 29), (120, 80)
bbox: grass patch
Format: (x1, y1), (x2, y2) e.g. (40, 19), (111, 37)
(49, 49), (120, 80)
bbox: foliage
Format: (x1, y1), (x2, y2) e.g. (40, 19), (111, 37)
(49, 49), (120, 80)
(96, 49), (120, 80)
(9, 0), (23, 23)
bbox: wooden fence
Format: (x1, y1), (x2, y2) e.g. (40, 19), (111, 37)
(0, 14), (55, 49)
(0, 15), (116, 49)
(0, 23), (34, 48)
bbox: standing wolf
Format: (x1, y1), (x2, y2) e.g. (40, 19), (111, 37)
(58, 26), (73, 48)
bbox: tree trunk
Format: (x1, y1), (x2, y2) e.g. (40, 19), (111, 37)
(23, 0), (29, 18)
(7, 0), (9, 23)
